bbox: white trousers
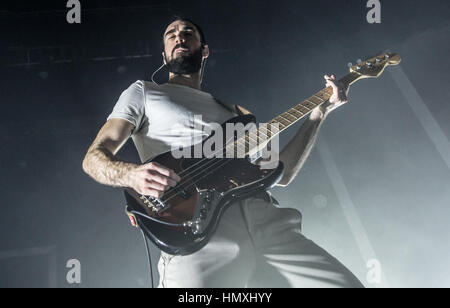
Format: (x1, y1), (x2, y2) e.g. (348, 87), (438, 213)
(157, 197), (364, 288)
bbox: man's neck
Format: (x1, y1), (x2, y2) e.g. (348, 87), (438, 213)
(168, 73), (202, 91)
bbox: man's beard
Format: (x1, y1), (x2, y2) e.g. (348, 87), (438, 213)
(165, 46), (203, 75)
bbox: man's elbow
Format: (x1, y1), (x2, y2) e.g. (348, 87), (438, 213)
(276, 180), (290, 188)
(82, 154), (91, 176)
(276, 174), (292, 188)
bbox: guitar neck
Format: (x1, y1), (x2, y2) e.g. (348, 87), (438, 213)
(225, 51), (402, 158)
(229, 72), (362, 157)
(266, 72), (361, 135)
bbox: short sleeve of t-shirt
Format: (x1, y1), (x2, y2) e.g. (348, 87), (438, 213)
(107, 80), (145, 135)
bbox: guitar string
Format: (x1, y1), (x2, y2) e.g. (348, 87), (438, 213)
(145, 88), (335, 207)
(162, 151), (241, 204)
(161, 154), (239, 207)
(152, 122), (279, 202)
(164, 87), (331, 183)
(146, 90), (333, 208)
(156, 91), (334, 204)
(155, 143), (249, 206)
(144, 72), (378, 214)
(163, 87), (333, 184)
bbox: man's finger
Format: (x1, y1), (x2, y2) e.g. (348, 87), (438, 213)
(146, 170), (178, 187)
(326, 80), (338, 90)
(145, 179), (169, 191)
(146, 162), (181, 182)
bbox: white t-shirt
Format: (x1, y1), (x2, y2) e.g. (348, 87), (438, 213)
(107, 80), (237, 163)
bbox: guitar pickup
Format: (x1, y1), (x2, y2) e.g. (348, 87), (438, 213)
(171, 186), (191, 200)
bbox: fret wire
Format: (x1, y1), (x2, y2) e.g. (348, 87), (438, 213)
(245, 136), (250, 152)
(265, 123), (280, 138)
(267, 125), (276, 139)
(293, 104), (305, 112)
(275, 117), (290, 127)
(247, 132), (258, 144)
(296, 104), (311, 113)
(273, 117), (287, 127)
(269, 122), (286, 132)
(313, 94), (325, 103)
(246, 134), (258, 140)
(283, 112), (298, 122)
(248, 129), (258, 138)
(279, 114), (293, 124)
(231, 81), (356, 156)
(307, 97), (320, 106)
(256, 133), (265, 144)
(317, 93), (331, 104)
(302, 102), (315, 110)
(258, 130), (268, 139)
(306, 98), (318, 106)
(289, 108), (304, 117)
(249, 133), (262, 151)
(234, 141), (244, 157)
(285, 111), (299, 121)
(270, 121), (287, 133)
(236, 137), (249, 154)
(245, 85), (351, 146)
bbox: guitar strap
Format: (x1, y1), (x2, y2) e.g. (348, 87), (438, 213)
(213, 97), (251, 117)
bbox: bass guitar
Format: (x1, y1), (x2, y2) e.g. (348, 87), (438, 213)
(124, 52), (401, 256)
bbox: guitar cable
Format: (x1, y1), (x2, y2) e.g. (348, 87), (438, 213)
(151, 55), (207, 86)
(130, 208), (184, 288)
(139, 227), (155, 288)
(129, 209), (184, 227)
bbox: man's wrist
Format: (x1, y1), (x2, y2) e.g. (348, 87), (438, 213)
(309, 106), (327, 121)
(118, 161), (138, 188)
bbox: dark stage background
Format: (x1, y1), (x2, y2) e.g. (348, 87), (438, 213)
(1, 0), (449, 287)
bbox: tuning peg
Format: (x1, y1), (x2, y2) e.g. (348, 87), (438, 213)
(347, 62), (353, 68)
(357, 59), (362, 64)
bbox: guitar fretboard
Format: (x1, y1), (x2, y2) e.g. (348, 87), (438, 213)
(223, 72), (362, 157)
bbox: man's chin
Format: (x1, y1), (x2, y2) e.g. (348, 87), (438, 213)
(173, 50), (191, 58)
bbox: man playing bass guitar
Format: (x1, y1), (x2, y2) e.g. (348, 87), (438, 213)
(82, 17), (363, 288)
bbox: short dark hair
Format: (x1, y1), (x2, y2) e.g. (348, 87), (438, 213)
(162, 16), (207, 49)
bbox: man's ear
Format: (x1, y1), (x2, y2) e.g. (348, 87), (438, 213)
(202, 45), (210, 59)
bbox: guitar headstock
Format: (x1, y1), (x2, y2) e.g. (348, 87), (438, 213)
(349, 52), (401, 79)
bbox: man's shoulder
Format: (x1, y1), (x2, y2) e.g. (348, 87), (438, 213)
(127, 80), (168, 97)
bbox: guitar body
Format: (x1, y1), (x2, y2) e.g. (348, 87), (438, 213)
(124, 115), (284, 256)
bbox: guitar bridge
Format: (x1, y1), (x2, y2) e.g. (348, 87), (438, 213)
(139, 195), (168, 214)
